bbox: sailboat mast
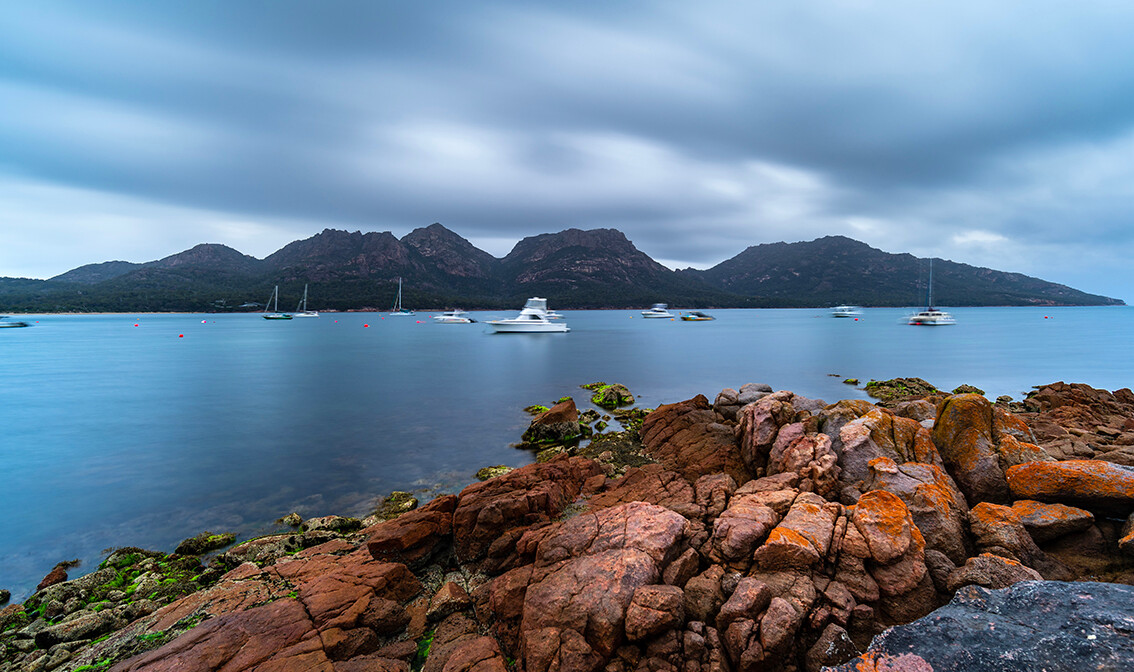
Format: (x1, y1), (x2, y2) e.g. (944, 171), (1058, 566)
(927, 259), (934, 309)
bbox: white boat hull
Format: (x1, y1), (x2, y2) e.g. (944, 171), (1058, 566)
(641, 312), (673, 318)
(908, 311), (955, 326)
(486, 320), (569, 333)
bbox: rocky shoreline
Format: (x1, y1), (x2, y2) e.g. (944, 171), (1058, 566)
(3, 380), (1134, 672)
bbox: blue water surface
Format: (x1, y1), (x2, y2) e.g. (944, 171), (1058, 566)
(1, 306), (1131, 598)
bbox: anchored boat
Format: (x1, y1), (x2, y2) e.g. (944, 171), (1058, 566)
(486, 298), (569, 333)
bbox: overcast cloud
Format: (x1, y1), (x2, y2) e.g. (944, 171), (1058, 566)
(2, 1), (1132, 300)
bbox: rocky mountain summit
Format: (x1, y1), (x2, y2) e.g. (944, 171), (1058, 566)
(2, 227), (1121, 312)
(3, 382), (1134, 672)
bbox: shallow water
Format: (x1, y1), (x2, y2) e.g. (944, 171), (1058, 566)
(2, 306), (1131, 598)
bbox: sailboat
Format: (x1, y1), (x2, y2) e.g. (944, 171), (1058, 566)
(390, 277), (415, 316)
(294, 284), (318, 317)
(263, 285), (293, 320)
(908, 259), (955, 326)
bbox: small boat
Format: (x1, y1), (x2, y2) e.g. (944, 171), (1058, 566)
(293, 284), (318, 317)
(262, 286), (293, 320)
(908, 259), (955, 326)
(434, 310), (476, 324)
(0, 316), (29, 328)
(831, 305), (862, 318)
(641, 303), (674, 318)
(680, 311), (715, 321)
(390, 277), (415, 316)
(486, 297), (569, 333)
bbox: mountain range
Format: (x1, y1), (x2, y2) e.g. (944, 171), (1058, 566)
(0, 225), (1123, 312)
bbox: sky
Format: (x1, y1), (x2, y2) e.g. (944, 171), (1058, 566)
(2, 1), (1133, 301)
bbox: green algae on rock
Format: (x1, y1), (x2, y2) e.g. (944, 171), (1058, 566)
(584, 382), (635, 409)
(372, 491), (420, 521)
(864, 377), (941, 403)
(475, 465), (513, 481)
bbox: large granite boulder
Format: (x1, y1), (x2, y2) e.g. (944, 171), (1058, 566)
(517, 502), (691, 672)
(966, 503), (1071, 580)
(367, 495), (457, 569)
(587, 464), (700, 519)
(1006, 459), (1134, 515)
(837, 409), (943, 501)
(765, 424), (841, 498)
(932, 394), (1050, 506)
(832, 581), (1134, 672)
(452, 455), (602, 567)
(861, 457), (970, 564)
(641, 395), (751, 484)
(735, 391), (797, 474)
(1008, 499), (1095, 543)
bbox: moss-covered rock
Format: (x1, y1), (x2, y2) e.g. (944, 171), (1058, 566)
(372, 491), (419, 520)
(843, 378), (859, 385)
(952, 384), (986, 396)
(536, 445), (568, 462)
(523, 404), (550, 415)
(864, 377), (941, 403)
(475, 465), (513, 481)
(589, 383), (635, 409)
(611, 407), (651, 432)
(276, 512), (303, 527)
(174, 532), (236, 556)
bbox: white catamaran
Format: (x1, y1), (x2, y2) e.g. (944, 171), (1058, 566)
(908, 259), (955, 326)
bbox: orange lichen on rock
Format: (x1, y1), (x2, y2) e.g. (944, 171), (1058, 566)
(1006, 459), (1134, 508)
(851, 491), (913, 564)
(846, 651), (936, 671)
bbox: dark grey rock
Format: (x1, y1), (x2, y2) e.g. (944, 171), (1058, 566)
(832, 581), (1134, 671)
(738, 382), (773, 405)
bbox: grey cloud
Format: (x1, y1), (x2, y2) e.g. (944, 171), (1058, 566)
(1, 1), (1133, 300)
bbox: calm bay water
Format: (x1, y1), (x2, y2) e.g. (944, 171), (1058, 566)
(2, 306), (1132, 598)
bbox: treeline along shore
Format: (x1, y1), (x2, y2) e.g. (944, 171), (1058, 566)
(3, 379), (1134, 671)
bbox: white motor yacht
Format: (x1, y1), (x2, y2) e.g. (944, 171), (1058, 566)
(487, 298), (569, 333)
(434, 310), (476, 324)
(641, 303), (674, 318)
(831, 305), (862, 318)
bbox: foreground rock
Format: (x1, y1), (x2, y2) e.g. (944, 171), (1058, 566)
(8, 383), (1134, 672)
(833, 581), (1134, 671)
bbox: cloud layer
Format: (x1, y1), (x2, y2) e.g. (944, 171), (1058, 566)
(2, 1), (1132, 299)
